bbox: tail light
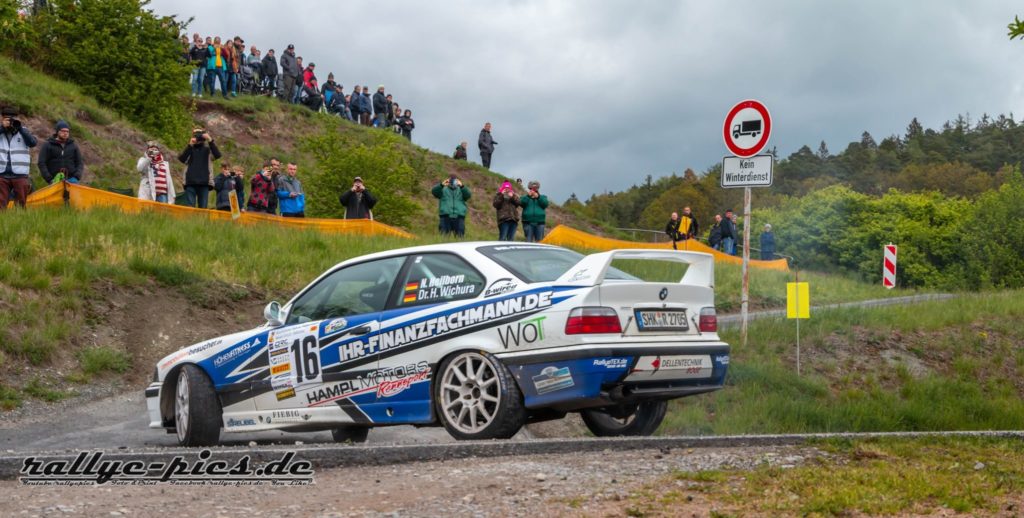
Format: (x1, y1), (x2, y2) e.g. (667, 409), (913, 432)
(565, 307), (622, 334)
(699, 307), (717, 333)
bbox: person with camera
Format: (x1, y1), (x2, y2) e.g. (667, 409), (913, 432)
(178, 128), (221, 209)
(214, 162), (245, 212)
(0, 107), (38, 210)
(276, 162), (305, 218)
(478, 122), (497, 169)
(520, 180), (549, 242)
(397, 109), (415, 140)
(338, 176), (377, 219)
(431, 174), (471, 238)
(246, 163), (276, 213)
(37, 120), (83, 185)
(493, 180), (521, 241)
(137, 141), (175, 203)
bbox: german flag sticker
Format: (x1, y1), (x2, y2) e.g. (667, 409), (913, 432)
(403, 292), (417, 303)
(405, 281), (419, 292)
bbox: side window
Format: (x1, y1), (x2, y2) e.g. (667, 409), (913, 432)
(286, 257), (405, 325)
(396, 254), (485, 307)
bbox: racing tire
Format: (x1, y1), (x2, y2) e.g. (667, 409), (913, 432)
(174, 364), (222, 447)
(435, 350), (525, 440)
(580, 401), (668, 437)
(331, 426), (370, 443)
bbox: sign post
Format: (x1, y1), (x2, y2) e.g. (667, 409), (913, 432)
(786, 278), (810, 376)
(883, 244), (897, 289)
(722, 99), (773, 347)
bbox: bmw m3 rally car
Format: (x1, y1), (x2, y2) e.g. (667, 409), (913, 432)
(147, 243), (730, 446)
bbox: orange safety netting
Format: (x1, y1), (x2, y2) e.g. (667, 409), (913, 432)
(540, 225), (790, 271)
(17, 181), (415, 239)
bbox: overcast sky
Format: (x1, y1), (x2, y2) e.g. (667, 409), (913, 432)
(150, 0), (1024, 202)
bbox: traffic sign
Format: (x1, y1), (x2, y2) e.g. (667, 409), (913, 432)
(721, 155), (773, 188)
(883, 244), (897, 289)
(723, 99), (772, 158)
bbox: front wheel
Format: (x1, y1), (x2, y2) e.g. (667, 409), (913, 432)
(580, 401), (667, 437)
(436, 351), (525, 440)
(174, 364), (222, 446)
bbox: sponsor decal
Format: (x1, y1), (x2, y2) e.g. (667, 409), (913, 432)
(497, 316), (546, 349)
(213, 338), (262, 367)
(592, 358), (629, 369)
(631, 355), (713, 379)
(275, 387), (296, 401)
(269, 410), (307, 423)
(377, 370), (430, 398)
(305, 361), (430, 406)
(323, 318), (348, 336)
(714, 355), (730, 365)
(484, 278), (518, 298)
(270, 347), (289, 358)
(271, 372), (294, 390)
(187, 339), (223, 355)
(406, 275), (477, 303)
(159, 350), (190, 369)
(532, 366), (574, 395)
(270, 363), (291, 376)
(403, 281), (419, 303)
(225, 417), (257, 428)
(567, 269), (590, 282)
(336, 291), (553, 362)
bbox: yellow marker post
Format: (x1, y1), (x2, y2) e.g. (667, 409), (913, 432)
(228, 190), (241, 220)
(787, 281), (809, 375)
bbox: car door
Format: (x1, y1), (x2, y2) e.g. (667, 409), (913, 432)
(256, 256), (405, 412)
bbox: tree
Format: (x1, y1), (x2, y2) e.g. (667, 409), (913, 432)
(817, 140), (830, 160)
(1008, 15), (1024, 40)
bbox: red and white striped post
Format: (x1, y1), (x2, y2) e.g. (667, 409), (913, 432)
(883, 244), (897, 289)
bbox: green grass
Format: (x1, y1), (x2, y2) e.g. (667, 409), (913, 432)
(23, 377), (74, 403)
(76, 346), (132, 377)
(0, 383), (21, 410)
(629, 437), (1024, 516)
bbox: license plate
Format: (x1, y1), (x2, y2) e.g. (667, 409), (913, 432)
(634, 309), (689, 332)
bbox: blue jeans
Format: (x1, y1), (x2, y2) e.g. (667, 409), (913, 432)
(184, 185), (210, 209)
(228, 71), (238, 95)
(191, 68), (206, 95)
(498, 220), (517, 241)
(523, 222), (545, 242)
(439, 216), (465, 237)
(156, 194), (168, 203)
(723, 237), (736, 255)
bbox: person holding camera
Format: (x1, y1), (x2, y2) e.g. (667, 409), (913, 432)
(246, 163), (276, 213)
(493, 180), (521, 241)
(520, 180), (549, 242)
(178, 128), (221, 209)
(37, 120), (83, 185)
(214, 163), (245, 211)
(397, 109), (415, 140)
(0, 107), (38, 210)
(137, 141), (175, 203)
(338, 176), (377, 219)
(432, 174), (471, 238)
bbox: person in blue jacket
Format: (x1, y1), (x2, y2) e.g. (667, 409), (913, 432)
(276, 162), (305, 217)
(760, 223), (776, 260)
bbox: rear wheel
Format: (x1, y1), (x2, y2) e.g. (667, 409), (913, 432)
(580, 401), (667, 437)
(331, 426), (370, 443)
(436, 351), (525, 440)
(174, 364), (222, 446)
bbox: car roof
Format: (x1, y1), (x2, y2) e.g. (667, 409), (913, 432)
(331, 241), (566, 270)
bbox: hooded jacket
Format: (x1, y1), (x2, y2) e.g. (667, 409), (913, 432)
(276, 175), (305, 215)
(492, 184), (521, 223)
(279, 50), (299, 77)
(178, 141), (222, 187)
(431, 181), (472, 218)
(519, 192), (549, 225)
(261, 54), (278, 77)
(214, 172), (245, 210)
(37, 135), (83, 183)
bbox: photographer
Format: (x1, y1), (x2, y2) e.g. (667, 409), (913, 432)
(397, 109), (415, 140)
(137, 141), (175, 203)
(178, 128), (221, 209)
(520, 180), (549, 242)
(246, 163), (275, 213)
(214, 163), (245, 212)
(0, 107), (38, 210)
(492, 180), (521, 241)
(431, 174), (471, 238)
(338, 176), (377, 219)
(37, 120), (83, 184)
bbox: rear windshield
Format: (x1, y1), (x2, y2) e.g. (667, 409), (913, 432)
(477, 245), (638, 283)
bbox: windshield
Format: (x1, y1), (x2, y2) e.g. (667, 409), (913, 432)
(477, 245), (638, 283)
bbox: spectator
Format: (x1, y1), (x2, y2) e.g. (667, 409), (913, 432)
(680, 206), (699, 241)
(432, 174), (471, 238)
(391, 103), (402, 133)
(665, 211), (682, 250)
(0, 106), (38, 210)
(188, 33), (208, 98)
(179, 35), (190, 65)
(520, 180), (549, 242)
(261, 48), (278, 94)
(321, 73), (338, 106)
(137, 141), (175, 203)
(372, 85), (388, 127)
(348, 85), (362, 122)
(338, 176), (377, 219)
(515, 178), (523, 189)
(385, 94), (395, 127)
(266, 157), (282, 215)
(178, 128), (221, 209)
(214, 163), (245, 212)
(327, 86), (347, 116)
(493, 180), (520, 241)
(246, 163), (275, 213)
(730, 213), (740, 255)
(358, 86), (372, 126)
(453, 141), (468, 160)
(276, 162), (305, 218)
(760, 223), (776, 260)
(206, 36), (229, 99)
(300, 63), (322, 111)
(478, 122), (497, 169)
(708, 214), (723, 251)
(246, 45), (261, 89)
(228, 36), (245, 97)
(721, 209), (736, 255)
(37, 120), (83, 184)
(397, 109), (415, 140)
(278, 44), (299, 101)
(292, 57), (304, 103)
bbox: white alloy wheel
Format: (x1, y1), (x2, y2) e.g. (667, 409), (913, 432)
(436, 351), (525, 440)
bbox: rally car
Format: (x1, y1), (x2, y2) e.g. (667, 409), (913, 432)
(147, 243), (730, 446)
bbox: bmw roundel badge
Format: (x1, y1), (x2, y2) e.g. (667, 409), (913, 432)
(659, 287), (668, 300)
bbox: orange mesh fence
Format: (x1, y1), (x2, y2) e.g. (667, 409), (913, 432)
(540, 225), (790, 271)
(19, 181), (415, 239)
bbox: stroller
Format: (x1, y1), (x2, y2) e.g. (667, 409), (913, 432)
(239, 63), (270, 96)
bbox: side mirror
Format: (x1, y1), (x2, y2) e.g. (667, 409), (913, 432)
(264, 301), (284, 327)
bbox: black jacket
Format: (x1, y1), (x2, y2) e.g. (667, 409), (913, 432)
(665, 219), (681, 241)
(37, 136), (84, 183)
(279, 50), (299, 77)
(339, 189), (378, 219)
(214, 172), (245, 210)
(478, 129), (496, 153)
(261, 54), (278, 77)
(178, 141), (222, 187)
(397, 116), (414, 139)
(372, 91), (388, 115)
(720, 217), (736, 240)
(708, 222), (722, 247)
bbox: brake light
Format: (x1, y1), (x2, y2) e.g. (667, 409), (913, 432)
(565, 307), (622, 334)
(699, 307), (717, 333)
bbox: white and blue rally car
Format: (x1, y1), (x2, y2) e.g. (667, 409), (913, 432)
(147, 243), (730, 446)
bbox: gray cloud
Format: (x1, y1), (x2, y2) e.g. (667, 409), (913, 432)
(153, 0), (1024, 202)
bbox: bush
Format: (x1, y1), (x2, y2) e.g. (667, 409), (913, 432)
(962, 169), (1024, 288)
(77, 345), (131, 376)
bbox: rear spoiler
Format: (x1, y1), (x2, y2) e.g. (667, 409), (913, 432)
(553, 249), (715, 288)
